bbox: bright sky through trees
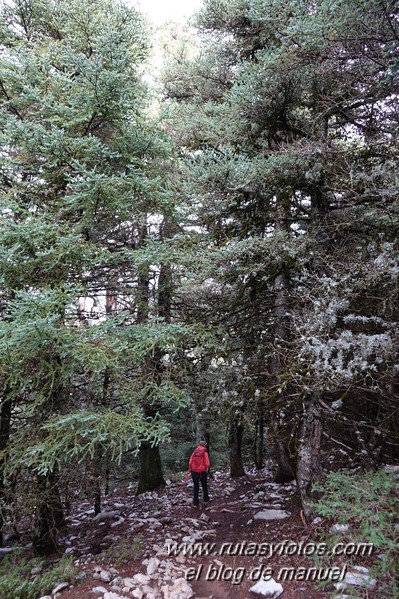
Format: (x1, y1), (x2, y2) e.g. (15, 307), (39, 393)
(136, 0), (203, 24)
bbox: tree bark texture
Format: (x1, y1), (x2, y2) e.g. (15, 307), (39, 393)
(254, 400), (265, 469)
(273, 440), (295, 483)
(229, 418), (245, 477)
(296, 394), (324, 522)
(33, 471), (65, 556)
(136, 441), (166, 495)
(0, 393), (11, 547)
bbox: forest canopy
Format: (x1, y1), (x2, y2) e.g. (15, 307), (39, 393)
(0, 0), (398, 558)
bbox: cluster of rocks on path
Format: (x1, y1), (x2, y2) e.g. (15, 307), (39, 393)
(33, 468), (379, 599)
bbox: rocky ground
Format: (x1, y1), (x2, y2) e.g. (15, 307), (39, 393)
(36, 464), (378, 599)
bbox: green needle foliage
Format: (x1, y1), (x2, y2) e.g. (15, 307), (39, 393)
(163, 0), (399, 483)
(0, 0), (201, 552)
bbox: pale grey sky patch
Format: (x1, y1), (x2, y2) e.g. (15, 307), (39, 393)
(134, 0), (203, 24)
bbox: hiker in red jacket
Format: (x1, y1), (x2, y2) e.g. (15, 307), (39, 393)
(189, 440), (210, 507)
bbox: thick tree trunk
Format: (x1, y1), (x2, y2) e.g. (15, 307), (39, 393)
(33, 471), (64, 556)
(296, 394), (324, 522)
(0, 393), (12, 546)
(229, 419), (245, 477)
(273, 440), (295, 483)
(294, 183), (328, 518)
(136, 221), (171, 495)
(270, 270), (293, 483)
(136, 442), (166, 495)
(268, 195), (293, 482)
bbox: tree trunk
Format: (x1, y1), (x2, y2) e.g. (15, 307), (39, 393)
(269, 198), (292, 483)
(93, 456), (102, 516)
(294, 183), (328, 518)
(254, 400), (265, 470)
(273, 440), (295, 483)
(92, 363), (111, 515)
(0, 393), (12, 547)
(136, 442), (165, 495)
(296, 393), (323, 522)
(229, 419), (245, 477)
(33, 470), (64, 556)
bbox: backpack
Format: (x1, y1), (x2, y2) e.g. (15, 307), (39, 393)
(190, 447), (206, 472)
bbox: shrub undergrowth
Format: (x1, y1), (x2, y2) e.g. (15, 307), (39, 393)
(313, 469), (399, 598)
(0, 554), (76, 599)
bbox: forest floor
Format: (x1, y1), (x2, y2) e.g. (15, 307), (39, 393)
(46, 463), (377, 599)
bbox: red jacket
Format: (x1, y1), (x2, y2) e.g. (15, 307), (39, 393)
(189, 445), (210, 473)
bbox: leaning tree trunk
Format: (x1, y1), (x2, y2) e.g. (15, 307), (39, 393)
(296, 393), (324, 522)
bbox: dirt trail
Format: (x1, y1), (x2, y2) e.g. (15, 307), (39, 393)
(57, 466), (351, 598)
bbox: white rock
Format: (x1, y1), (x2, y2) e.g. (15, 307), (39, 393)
(52, 582), (70, 594)
(143, 585), (155, 594)
(93, 510), (120, 522)
(111, 517), (125, 528)
(100, 570), (111, 583)
(343, 566), (377, 589)
(132, 573), (151, 585)
(122, 578), (135, 589)
(39, 596), (52, 599)
(199, 513), (210, 522)
(132, 591), (143, 599)
(147, 557), (160, 575)
(249, 578), (284, 598)
(92, 587), (109, 594)
(253, 510), (290, 520)
(383, 464), (399, 474)
(104, 593), (127, 599)
(330, 523), (350, 533)
(162, 577), (193, 599)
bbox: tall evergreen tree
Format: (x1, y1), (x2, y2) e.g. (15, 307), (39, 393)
(163, 0), (399, 514)
(0, 0), (190, 552)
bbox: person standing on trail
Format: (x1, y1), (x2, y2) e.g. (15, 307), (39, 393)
(189, 440), (210, 507)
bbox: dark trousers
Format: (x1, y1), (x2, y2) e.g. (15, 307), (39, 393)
(191, 471), (209, 505)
